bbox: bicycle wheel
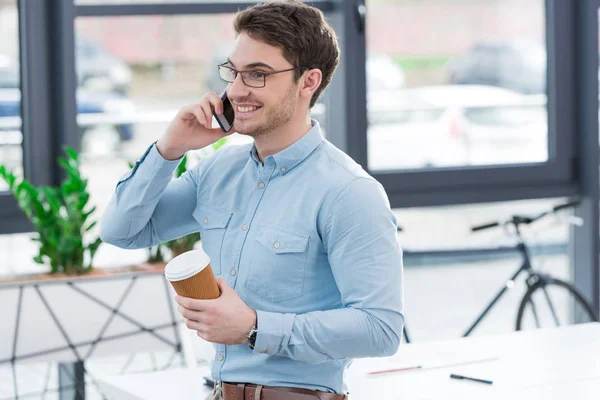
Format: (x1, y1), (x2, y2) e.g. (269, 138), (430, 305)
(516, 276), (598, 330)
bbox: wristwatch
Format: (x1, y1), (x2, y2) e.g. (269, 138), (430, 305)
(247, 321), (258, 350)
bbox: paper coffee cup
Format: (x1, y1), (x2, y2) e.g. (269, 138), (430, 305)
(164, 249), (220, 300)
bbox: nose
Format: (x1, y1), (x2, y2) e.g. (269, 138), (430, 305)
(227, 72), (250, 101)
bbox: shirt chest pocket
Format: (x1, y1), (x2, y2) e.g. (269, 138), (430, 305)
(193, 201), (233, 276)
(245, 226), (309, 303)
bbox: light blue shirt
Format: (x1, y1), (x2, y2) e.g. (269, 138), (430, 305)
(100, 120), (404, 394)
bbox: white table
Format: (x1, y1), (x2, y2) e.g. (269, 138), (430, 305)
(98, 323), (600, 400)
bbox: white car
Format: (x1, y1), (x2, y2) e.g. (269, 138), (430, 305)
(367, 85), (548, 171)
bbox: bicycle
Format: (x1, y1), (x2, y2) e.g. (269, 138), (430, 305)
(401, 199), (598, 344)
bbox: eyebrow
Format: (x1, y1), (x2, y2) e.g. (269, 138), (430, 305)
(227, 58), (274, 71)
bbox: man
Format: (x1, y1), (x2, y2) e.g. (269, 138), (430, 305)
(100, 1), (404, 399)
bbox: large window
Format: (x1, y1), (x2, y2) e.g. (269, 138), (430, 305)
(74, 11), (328, 257)
(0, 0), (21, 191)
(76, 0), (221, 3)
(359, 0), (575, 209)
(366, 0), (547, 172)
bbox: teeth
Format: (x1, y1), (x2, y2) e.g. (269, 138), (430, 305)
(237, 105), (260, 113)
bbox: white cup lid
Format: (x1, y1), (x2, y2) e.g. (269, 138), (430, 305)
(164, 249), (211, 282)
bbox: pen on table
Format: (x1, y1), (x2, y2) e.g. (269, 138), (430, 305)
(367, 365), (422, 375)
(203, 376), (215, 388)
(367, 356), (499, 376)
(450, 373), (493, 385)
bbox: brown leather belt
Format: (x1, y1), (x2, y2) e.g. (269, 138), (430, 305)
(221, 382), (347, 400)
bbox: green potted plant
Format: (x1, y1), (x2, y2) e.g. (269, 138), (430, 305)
(0, 147), (102, 275)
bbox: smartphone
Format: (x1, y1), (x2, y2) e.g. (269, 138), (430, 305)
(213, 91), (235, 132)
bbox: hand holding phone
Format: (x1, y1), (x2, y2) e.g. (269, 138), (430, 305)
(157, 92), (233, 160)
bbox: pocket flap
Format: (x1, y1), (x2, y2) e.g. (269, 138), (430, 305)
(193, 201), (233, 229)
(257, 226), (309, 254)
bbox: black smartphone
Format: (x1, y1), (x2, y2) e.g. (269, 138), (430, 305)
(213, 91), (234, 132)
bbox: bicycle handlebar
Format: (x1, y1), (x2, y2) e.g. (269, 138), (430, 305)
(471, 222), (500, 232)
(553, 199), (581, 212)
(471, 198), (581, 233)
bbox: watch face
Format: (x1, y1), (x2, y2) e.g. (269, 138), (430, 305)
(248, 326), (258, 349)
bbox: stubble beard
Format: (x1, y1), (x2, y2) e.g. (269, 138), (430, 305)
(235, 85), (297, 140)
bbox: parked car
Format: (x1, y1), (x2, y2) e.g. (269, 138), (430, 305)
(367, 85), (547, 171)
(0, 36), (132, 94)
(0, 41), (135, 153)
(446, 39), (546, 95)
(75, 37), (132, 95)
(0, 54), (18, 89)
(0, 87), (135, 146)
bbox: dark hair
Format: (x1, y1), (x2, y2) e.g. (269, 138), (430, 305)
(233, 0), (340, 108)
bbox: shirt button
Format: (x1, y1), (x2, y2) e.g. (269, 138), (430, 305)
(242, 224), (248, 231)
(274, 242), (281, 249)
(258, 182), (265, 189)
(260, 349), (267, 354)
(216, 354), (224, 361)
(280, 167), (286, 172)
(230, 269), (237, 276)
(203, 218), (208, 224)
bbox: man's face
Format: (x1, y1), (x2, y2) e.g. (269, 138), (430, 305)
(225, 32), (301, 138)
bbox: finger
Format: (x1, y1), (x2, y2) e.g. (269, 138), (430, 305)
(197, 330), (211, 342)
(191, 104), (210, 128)
(178, 104), (208, 128)
(198, 101), (215, 129)
(180, 297), (216, 314)
(186, 320), (210, 334)
(185, 318), (202, 330)
(215, 278), (230, 293)
(177, 295), (204, 311)
(178, 305), (203, 321)
(206, 91), (223, 115)
(178, 104), (199, 121)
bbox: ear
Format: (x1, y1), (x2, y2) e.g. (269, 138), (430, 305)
(299, 68), (322, 103)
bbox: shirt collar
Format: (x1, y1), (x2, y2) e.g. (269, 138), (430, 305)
(249, 119), (324, 174)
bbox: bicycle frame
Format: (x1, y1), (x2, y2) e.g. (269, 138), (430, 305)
(462, 237), (534, 337)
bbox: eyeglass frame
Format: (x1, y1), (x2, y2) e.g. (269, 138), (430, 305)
(217, 62), (310, 88)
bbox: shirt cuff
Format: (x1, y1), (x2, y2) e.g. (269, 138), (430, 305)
(253, 310), (295, 356)
(118, 142), (182, 186)
(143, 142), (184, 177)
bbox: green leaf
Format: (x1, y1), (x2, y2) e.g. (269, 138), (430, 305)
(57, 158), (71, 172)
(64, 147), (79, 162)
(212, 137), (227, 152)
(175, 155), (188, 178)
(85, 221), (97, 232)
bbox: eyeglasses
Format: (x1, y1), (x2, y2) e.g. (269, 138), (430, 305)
(218, 63), (309, 88)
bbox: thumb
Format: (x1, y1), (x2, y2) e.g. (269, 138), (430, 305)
(216, 278), (231, 292)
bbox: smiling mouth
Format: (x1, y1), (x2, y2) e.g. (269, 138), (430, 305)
(235, 105), (262, 118)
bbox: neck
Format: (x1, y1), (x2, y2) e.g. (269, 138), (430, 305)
(254, 113), (312, 164)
